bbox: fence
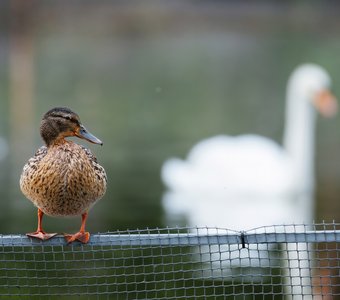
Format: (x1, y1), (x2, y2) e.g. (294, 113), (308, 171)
(0, 223), (339, 299)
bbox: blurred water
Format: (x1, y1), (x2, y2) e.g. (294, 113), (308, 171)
(1, 1), (340, 237)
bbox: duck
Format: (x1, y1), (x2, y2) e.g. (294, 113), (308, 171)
(20, 107), (107, 244)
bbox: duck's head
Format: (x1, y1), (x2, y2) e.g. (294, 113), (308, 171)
(40, 107), (103, 146)
(288, 64), (338, 117)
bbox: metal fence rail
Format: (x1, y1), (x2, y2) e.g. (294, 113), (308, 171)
(0, 223), (339, 299)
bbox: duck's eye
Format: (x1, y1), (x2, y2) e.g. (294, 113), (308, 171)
(64, 115), (79, 125)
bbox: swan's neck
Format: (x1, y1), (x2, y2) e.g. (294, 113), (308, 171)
(283, 85), (316, 191)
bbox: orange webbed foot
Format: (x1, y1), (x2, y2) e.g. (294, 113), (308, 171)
(26, 231), (58, 241)
(64, 232), (90, 244)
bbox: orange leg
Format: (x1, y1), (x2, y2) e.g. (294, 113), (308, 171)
(64, 212), (90, 244)
(26, 208), (57, 240)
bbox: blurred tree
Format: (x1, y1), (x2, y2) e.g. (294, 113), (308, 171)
(8, 0), (37, 228)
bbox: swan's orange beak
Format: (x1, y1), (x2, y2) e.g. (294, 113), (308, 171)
(314, 89), (338, 117)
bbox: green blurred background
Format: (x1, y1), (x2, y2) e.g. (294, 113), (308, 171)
(1, 0), (340, 235)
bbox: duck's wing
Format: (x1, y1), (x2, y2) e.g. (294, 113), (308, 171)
(79, 145), (107, 184)
(22, 146), (48, 173)
(20, 146), (48, 194)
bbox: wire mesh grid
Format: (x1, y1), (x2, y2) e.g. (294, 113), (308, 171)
(0, 223), (339, 299)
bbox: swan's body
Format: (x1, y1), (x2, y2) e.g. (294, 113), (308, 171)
(161, 64), (337, 296)
(162, 134), (298, 230)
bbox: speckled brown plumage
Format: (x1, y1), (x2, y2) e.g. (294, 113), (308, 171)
(20, 142), (106, 216)
(20, 107), (107, 243)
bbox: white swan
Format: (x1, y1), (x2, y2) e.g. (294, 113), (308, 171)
(161, 64), (337, 297)
(162, 63), (336, 228)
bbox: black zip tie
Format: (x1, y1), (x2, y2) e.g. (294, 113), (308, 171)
(240, 231), (246, 248)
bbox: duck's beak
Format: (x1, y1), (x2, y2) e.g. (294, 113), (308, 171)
(314, 89), (338, 117)
(75, 125), (103, 145)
